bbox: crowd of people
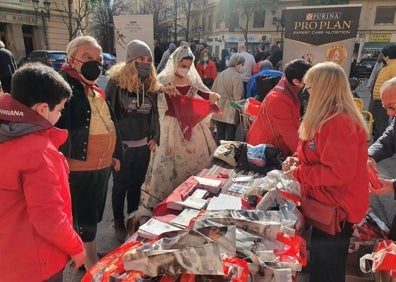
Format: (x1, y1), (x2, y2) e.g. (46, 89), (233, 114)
(1, 35), (396, 282)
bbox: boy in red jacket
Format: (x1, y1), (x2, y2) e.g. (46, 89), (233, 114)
(0, 63), (86, 281)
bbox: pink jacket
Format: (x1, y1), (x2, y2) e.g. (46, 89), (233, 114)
(293, 113), (369, 223)
(0, 95), (83, 281)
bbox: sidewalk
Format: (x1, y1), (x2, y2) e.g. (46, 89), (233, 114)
(63, 180), (121, 282)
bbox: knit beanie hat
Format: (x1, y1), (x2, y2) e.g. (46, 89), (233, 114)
(125, 40), (152, 63)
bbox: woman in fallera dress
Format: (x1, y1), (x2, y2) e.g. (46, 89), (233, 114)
(131, 45), (220, 227)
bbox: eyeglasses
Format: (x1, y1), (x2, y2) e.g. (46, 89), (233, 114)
(382, 103), (396, 111)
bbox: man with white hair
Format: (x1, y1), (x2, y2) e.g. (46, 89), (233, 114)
(368, 77), (396, 240)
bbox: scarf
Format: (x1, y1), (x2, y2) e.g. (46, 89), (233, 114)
(60, 64), (106, 99)
(166, 95), (222, 141)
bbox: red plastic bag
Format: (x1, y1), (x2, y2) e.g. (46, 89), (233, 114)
(360, 240), (396, 278)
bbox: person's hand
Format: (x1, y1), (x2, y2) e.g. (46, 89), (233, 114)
(370, 178), (394, 195)
(112, 158), (121, 172)
(282, 157), (299, 172)
(70, 248), (86, 269)
(367, 157), (379, 174)
(159, 84), (177, 96)
(147, 139), (157, 152)
(283, 165), (296, 180)
(209, 92), (220, 105)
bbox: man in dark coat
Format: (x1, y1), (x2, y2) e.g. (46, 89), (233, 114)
(0, 41), (17, 93)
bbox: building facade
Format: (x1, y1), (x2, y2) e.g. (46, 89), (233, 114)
(0, 0), (78, 60)
(153, 0), (396, 59)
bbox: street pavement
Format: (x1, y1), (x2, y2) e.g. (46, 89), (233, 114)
(62, 76), (396, 282)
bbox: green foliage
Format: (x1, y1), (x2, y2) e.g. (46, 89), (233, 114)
(302, 0), (349, 5)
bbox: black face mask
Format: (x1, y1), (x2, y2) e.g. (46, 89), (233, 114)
(80, 60), (102, 81)
(298, 86), (310, 116)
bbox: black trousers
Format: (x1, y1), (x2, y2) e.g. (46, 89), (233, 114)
(69, 167), (112, 242)
(309, 222), (353, 282)
(112, 145), (150, 220)
(389, 213), (396, 240)
(215, 121), (237, 146)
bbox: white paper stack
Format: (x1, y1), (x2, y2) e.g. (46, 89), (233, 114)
(138, 218), (182, 239)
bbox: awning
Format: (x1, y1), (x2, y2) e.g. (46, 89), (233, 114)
(363, 42), (395, 50)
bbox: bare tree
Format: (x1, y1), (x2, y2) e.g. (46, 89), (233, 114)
(52, 0), (95, 40)
(216, 0), (279, 43)
(89, 0), (133, 53)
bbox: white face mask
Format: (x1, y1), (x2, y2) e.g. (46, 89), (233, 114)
(177, 67), (189, 77)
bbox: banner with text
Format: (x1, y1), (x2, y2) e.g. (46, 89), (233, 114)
(282, 4), (361, 75)
(113, 14), (154, 63)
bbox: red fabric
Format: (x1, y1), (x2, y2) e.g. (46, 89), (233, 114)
(153, 174), (228, 223)
(60, 64), (106, 99)
(0, 127), (83, 281)
(165, 95), (222, 141)
(0, 93), (52, 128)
(246, 76), (301, 156)
(252, 61), (260, 75)
(293, 113), (369, 224)
(196, 59), (218, 81)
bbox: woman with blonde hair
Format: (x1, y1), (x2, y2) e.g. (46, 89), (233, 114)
(105, 40), (174, 242)
(283, 62), (370, 282)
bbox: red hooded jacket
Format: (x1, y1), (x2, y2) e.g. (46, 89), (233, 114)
(246, 76), (301, 156)
(0, 94), (83, 281)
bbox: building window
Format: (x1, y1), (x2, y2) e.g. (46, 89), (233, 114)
(374, 6), (396, 24)
(253, 11), (265, 28)
(208, 14), (213, 31)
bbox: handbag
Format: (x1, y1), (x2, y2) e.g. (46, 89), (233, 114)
(300, 197), (346, 236)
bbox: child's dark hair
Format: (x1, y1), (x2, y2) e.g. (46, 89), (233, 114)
(284, 59), (312, 85)
(11, 63), (72, 110)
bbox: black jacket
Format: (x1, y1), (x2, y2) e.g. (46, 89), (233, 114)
(56, 72), (123, 162)
(105, 79), (160, 146)
(0, 48), (16, 79)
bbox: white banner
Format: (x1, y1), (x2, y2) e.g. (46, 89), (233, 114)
(113, 14), (154, 63)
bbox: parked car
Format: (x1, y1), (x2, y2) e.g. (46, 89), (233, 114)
(103, 53), (117, 71)
(355, 58), (377, 79)
(27, 50), (67, 71)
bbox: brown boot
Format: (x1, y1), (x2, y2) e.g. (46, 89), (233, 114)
(126, 215), (140, 236)
(113, 219), (127, 243)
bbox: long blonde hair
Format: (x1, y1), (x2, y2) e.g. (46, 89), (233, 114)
(300, 62), (369, 140)
(107, 61), (159, 93)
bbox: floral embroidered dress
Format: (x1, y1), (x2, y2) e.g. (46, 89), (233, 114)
(140, 85), (217, 210)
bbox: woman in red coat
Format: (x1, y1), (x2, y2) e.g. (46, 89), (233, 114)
(196, 49), (218, 88)
(283, 62), (370, 282)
